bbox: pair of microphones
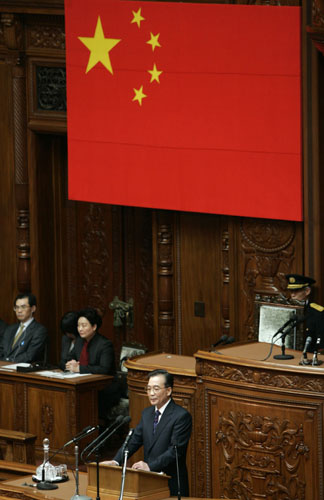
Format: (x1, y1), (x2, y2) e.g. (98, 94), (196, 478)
(211, 334), (235, 348)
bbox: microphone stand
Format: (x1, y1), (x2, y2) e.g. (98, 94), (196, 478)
(273, 324), (295, 360)
(118, 447), (130, 500)
(82, 416), (130, 463)
(70, 444), (92, 500)
(81, 416), (131, 500)
(95, 448), (101, 500)
(174, 444), (181, 500)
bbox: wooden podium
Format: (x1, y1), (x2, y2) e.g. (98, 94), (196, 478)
(194, 341), (324, 500)
(86, 464), (170, 500)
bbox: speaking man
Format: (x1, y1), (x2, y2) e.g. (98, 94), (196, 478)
(103, 369), (192, 496)
(0, 293), (47, 363)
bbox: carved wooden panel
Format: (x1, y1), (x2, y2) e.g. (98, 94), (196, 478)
(210, 396), (316, 499)
(169, 214), (303, 356)
(237, 218), (303, 341)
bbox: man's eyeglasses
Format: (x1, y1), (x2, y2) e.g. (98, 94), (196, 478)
(13, 305), (30, 311)
(146, 385), (167, 394)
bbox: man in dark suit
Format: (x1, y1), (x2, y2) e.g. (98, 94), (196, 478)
(0, 293), (47, 363)
(103, 369), (192, 496)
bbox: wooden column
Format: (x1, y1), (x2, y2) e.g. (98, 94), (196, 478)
(2, 13), (30, 294)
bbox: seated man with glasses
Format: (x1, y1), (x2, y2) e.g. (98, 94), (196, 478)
(102, 369), (192, 496)
(0, 293), (47, 363)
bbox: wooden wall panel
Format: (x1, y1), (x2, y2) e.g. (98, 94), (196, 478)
(159, 215), (304, 356)
(0, 62), (17, 324)
(28, 132), (153, 364)
(177, 213), (221, 355)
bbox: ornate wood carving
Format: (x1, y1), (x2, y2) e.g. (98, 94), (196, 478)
(1, 13), (31, 294)
(215, 410), (309, 499)
(239, 218), (298, 340)
(197, 359), (324, 393)
(28, 23), (65, 50)
(221, 220), (230, 337)
(41, 404), (54, 435)
(194, 380), (207, 498)
(155, 211), (175, 352)
(81, 203), (110, 316)
(307, 0), (324, 54)
(35, 65), (66, 111)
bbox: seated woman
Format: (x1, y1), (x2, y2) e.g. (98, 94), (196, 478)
(59, 311), (79, 370)
(65, 308), (115, 375)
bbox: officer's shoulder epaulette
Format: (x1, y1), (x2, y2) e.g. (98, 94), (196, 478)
(310, 302), (324, 312)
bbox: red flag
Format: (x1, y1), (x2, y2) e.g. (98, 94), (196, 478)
(65, 0), (302, 221)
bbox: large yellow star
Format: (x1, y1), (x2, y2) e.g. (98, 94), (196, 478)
(146, 32), (161, 52)
(133, 86), (147, 106)
(148, 63), (162, 83)
(131, 8), (145, 28)
(78, 16), (121, 74)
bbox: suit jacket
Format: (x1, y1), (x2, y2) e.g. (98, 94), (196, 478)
(0, 319), (7, 358)
(304, 302), (324, 351)
(1, 320), (47, 363)
(59, 334), (75, 370)
(68, 333), (115, 375)
(114, 399), (192, 496)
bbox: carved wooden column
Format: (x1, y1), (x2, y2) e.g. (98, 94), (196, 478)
(153, 210), (176, 352)
(1, 13), (30, 293)
(220, 217), (230, 338)
(303, 0), (324, 299)
(306, 0), (324, 54)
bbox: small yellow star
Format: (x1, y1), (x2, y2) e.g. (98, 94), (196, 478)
(78, 16), (121, 74)
(148, 63), (162, 83)
(133, 85), (147, 106)
(146, 32), (161, 52)
(131, 8), (145, 28)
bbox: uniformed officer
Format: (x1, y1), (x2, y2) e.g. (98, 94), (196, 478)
(286, 274), (324, 351)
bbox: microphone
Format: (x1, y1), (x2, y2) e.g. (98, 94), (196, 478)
(223, 336), (235, 345)
(312, 337), (323, 366)
(122, 429), (134, 452)
(272, 314), (298, 339)
(299, 336), (312, 365)
(172, 441), (181, 500)
(275, 315), (306, 342)
(211, 335), (228, 347)
(81, 415), (131, 462)
(303, 336), (313, 354)
(64, 425), (98, 447)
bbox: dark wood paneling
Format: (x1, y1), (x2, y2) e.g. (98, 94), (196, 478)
(178, 213), (221, 355)
(0, 62), (17, 324)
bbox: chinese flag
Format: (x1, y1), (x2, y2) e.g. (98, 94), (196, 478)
(65, 0), (302, 221)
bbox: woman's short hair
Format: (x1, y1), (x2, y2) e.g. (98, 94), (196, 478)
(60, 311), (79, 335)
(77, 308), (102, 330)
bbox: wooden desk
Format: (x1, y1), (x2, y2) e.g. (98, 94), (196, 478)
(0, 362), (111, 463)
(194, 341), (324, 500)
(124, 353), (197, 495)
(0, 458), (235, 500)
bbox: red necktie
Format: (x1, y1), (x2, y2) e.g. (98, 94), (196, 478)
(79, 341), (89, 366)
